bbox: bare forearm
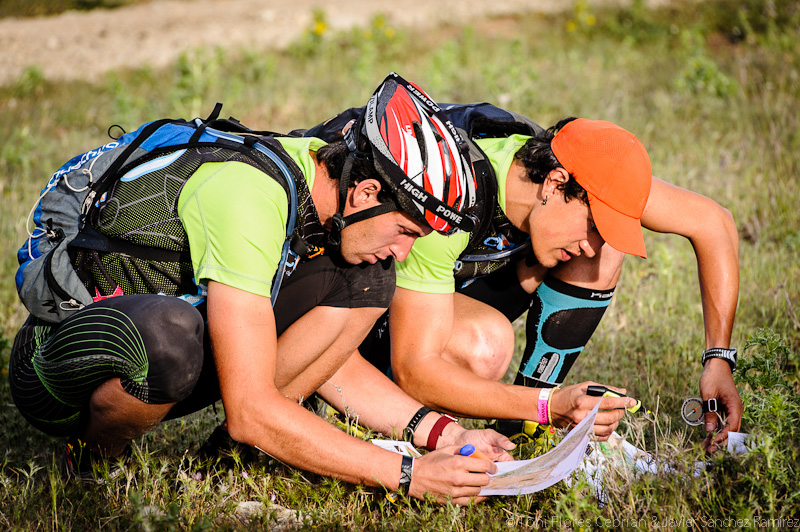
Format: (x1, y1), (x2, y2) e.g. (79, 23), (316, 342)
(393, 352), (538, 420)
(642, 179), (740, 349)
(318, 351), (423, 438)
(693, 205), (739, 348)
(388, 289), (539, 421)
(207, 282), (403, 489)
(227, 392), (403, 489)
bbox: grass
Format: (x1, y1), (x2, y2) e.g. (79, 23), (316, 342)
(1, 0), (799, 529)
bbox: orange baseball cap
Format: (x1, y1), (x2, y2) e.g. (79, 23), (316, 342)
(551, 119), (652, 258)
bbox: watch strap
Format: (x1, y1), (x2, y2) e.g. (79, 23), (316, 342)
(702, 347), (737, 372)
(404, 406), (432, 440)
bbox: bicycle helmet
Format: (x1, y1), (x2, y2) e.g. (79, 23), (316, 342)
(334, 73), (478, 236)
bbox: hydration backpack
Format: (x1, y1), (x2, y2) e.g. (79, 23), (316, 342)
(17, 104), (301, 324)
(302, 102), (544, 281)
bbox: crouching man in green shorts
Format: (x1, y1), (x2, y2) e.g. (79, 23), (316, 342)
(9, 75), (513, 503)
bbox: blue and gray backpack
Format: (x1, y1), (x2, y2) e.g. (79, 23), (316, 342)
(17, 104), (301, 323)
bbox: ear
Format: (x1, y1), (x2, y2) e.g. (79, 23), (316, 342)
(543, 168), (569, 197)
(349, 178), (383, 208)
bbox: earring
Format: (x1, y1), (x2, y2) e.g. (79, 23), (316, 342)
(542, 195), (548, 206)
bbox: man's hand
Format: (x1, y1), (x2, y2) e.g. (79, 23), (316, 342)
(699, 358), (743, 453)
(408, 445), (498, 504)
(440, 427), (515, 462)
(549, 381), (636, 440)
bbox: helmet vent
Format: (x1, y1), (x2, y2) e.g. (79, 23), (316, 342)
(412, 121), (428, 171)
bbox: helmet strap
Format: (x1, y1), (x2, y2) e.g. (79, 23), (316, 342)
(337, 153), (355, 215)
(328, 200), (399, 246)
(343, 201), (399, 226)
(328, 152), (399, 246)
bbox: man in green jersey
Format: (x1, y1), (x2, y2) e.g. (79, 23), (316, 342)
(356, 115), (740, 453)
(9, 75), (514, 503)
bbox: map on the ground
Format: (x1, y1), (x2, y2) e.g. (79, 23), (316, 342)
(479, 401), (600, 495)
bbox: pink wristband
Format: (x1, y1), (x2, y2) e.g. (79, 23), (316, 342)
(538, 388), (553, 425)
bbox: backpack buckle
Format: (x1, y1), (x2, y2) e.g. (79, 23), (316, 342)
(305, 245), (325, 259)
(284, 250), (300, 277)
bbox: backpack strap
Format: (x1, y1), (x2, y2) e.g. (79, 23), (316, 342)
(80, 117), (182, 225)
(70, 226), (192, 263)
(200, 126), (301, 305)
(187, 103), (224, 143)
(200, 103), (287, 139)
(461, 138), (498, 256)
(205, 102), (224, 122)
(204, 118), (286, 139)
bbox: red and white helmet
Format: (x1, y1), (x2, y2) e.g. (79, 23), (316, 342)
(345, 73), (478, 235)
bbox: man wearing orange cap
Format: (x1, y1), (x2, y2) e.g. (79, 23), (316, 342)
(358, 116), (741, 452)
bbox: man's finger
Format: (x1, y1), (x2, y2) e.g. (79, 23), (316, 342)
(595, 409), (625, 426)
(605, 385), (627, 396)
(713, 425), (730, 446)
(452, 495), (486, 506)
(720, 396), (743, 431)
(703, 411), (719, 433)
(460, 457), (497, 475)
(598, 395), (632, 411)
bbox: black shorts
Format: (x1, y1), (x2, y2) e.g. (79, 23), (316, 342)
(9, 254), (395, 437)
(457, 261), (532, 322)
(359, 261), (532, 375)
(273, 253), (395, 333)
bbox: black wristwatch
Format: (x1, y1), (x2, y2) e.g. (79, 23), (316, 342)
(702, 347), (737, 372)
(403, 406), (432, 441)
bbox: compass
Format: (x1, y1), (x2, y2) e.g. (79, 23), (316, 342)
(681, 397), (720, 426)
(681, 397), (705, 425)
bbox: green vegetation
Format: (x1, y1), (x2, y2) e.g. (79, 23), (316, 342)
(1, 0), (799, 529)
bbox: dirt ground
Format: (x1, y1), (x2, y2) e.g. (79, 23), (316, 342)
(0, 0), (645, 87)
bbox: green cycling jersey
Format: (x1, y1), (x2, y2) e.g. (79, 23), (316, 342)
(395, 134), (530, 294)
(178, 137), (326, 298)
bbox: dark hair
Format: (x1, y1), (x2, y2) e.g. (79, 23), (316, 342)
(514, 117), (588, 204)
(316, 140), (394, 204)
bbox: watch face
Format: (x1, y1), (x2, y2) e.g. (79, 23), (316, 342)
(681, 397), (705, 426)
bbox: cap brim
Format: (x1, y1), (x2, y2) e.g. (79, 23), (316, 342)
(587, 194), (647, 258)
